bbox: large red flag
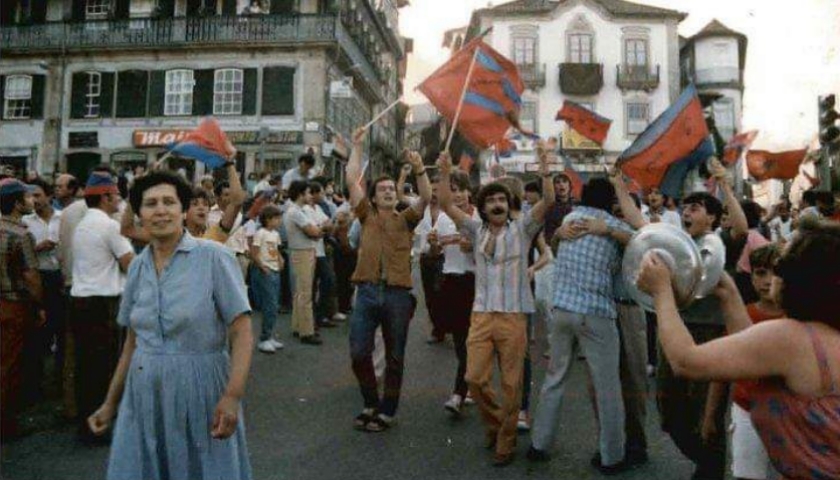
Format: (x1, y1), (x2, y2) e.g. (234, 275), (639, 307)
(617, 85), (708, 191)
(722, 130), (759, 166)
(555, 101), (612, 145)
(746, 149), (808, 181)
(418, 38), (525, 149)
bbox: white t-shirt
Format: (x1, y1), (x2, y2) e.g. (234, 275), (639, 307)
(23, 210), (61, 271)
(303, 204), (329, 257)
(281, 168), (316, 190)
(413, 206), (440, 257)
(768, 217), (793, 242)
(437, 208), (479, 274)
(284, 203), (318, 250)
(70, 208), (134, 297)
(253, 228), (282, 271)
(642, 206), (682, 228)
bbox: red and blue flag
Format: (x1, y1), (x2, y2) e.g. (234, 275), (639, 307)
(418, 37), (525, 149)
(556, 101), (612, 146)
(167, 117), (236, 169)
(617, 85), (709, 193)
(722, 130), (759, 166)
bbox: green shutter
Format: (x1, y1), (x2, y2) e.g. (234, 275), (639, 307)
(262, 66), (295, 116)
(193, 69), (214, 116)
(0, 76), (5, 120)
(270, 0), (294, 14)
(242, 68), (257, 116)
(71, 0), (85, 20)
(116, 70), (148, 118)
(70, 72), (87, 119)
(30, 75), (45, 119)
(149, 71), (166, 117)
(100, 72), (115, 118)
(222, 0), (236, 16)
(114, 0), (130, 19)
(32, 0), (48, 23)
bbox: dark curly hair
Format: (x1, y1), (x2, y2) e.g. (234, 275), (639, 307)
(129, 170), (193, 214)
(475, 182), (512, 223)
(776, 219), (840, 327)
(682, 192), (724, 229)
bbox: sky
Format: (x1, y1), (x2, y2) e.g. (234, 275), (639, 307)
(399, 0), (840, 151)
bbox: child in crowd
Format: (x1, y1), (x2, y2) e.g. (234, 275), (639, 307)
(729, 244), (784, 480)
(251, 205), (285, 354)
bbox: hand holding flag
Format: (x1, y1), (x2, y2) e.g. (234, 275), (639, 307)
(167, 117), (236, 169)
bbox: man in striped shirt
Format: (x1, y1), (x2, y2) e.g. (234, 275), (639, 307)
(437, 145), (553, 467)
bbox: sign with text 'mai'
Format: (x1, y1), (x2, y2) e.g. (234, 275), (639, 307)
(133, 130), (303, 147)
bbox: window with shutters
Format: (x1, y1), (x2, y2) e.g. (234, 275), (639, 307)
(626, 102), (650, 136)
(624, 39), (648, 67)
(520, 100), (538, 133)
(165, 70), (194, 116)
(213, 69), (243, 115)
(568, 34), (593, 63)
(512, 37), (536, 66)
(86, 0), (111, 18)
(4, 75), (32, 120)
(84, 72), (101, 118)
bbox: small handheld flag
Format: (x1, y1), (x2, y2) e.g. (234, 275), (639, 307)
(167, 118), (236, 169)
(556, 101), (612, 146)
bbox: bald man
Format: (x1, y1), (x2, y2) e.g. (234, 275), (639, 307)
(52, 174), (79, 211)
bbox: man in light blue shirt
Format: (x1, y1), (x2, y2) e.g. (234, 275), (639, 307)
(529, 178), (634, 474)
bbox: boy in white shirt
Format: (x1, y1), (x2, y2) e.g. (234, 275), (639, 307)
(251, 205), (285, 353)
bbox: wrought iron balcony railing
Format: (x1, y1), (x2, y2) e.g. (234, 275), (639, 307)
(516, 63), (546, 89)
(616, 64), (660, 92)
(558, 63), (603, 95)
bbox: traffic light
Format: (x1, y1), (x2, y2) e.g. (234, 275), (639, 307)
(819, 94), (840, 146)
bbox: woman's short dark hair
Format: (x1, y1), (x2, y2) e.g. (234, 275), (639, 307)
(777, 219), (840, 327)
(191, 187), (212, 207)
(288, 180), (309, 202)
(580, 178), (616, 212)
(259, 204), (282, 226)
(741, 200), (763, 229)
(682, 192), (724, 229)
(129, 170), (193, 214)
(475, 182), (512, 223)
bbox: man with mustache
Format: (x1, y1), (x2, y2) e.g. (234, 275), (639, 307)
(437, 144), (553, 467)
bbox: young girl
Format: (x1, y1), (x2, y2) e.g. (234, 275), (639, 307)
(251, 205), (285, 354)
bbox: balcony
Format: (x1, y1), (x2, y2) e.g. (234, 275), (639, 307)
(558, 63), (603, 96)
(517, 63), (546, 90)
(616, 64), (660, 92)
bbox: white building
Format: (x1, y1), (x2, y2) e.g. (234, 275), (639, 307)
(0, 0), (410, 184)
(680, 19), (748, 142)
(464, 0), (687, 174)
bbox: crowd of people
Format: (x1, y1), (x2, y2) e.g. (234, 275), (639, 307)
(0, 127), (838, 480)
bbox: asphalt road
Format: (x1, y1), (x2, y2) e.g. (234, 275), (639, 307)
(1, 277), (699, 480)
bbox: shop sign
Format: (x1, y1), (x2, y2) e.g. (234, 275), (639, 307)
(69, 131), (99, 148)
(133, 130), (303, 147)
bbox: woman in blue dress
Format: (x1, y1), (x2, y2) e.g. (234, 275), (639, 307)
(87, 170), (254, 480)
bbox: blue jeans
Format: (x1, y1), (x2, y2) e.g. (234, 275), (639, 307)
(251, 267), (281, 342)
(349, 283), (415, 417)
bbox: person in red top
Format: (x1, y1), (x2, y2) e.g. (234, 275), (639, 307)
(637, 218), (840, 480)
(729, 245), (784, 480)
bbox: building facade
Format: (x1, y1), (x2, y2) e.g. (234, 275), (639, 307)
(464, 0), (686, 174)
(0, 0), (409, 184)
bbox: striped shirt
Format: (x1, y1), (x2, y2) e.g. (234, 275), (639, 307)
(461, 212), (542, 313)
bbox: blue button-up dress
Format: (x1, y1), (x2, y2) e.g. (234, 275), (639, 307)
(108, 233), (252, 480)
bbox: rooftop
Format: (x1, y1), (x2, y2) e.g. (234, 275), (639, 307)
(476, 0), (686, 20)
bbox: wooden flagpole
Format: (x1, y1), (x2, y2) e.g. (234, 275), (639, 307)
(444, 46), (481, 153)
(361, 98), (402, 132)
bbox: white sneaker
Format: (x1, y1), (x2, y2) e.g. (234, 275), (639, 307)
(332, 313), (347, 322)
(258, 340), (277, 354)
(517, 410), (531, 432)
(464, 393), (475, 405)
(269, 339), (284, 350)
(444, 394), (463, 416)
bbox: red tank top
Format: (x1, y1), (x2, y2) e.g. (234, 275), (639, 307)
(732, 303), (784, 410)
(749, 324), (840, 480)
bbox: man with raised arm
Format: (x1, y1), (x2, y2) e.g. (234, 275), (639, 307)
(344, 128), (432, 433)
(437, 144), (553, 467)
